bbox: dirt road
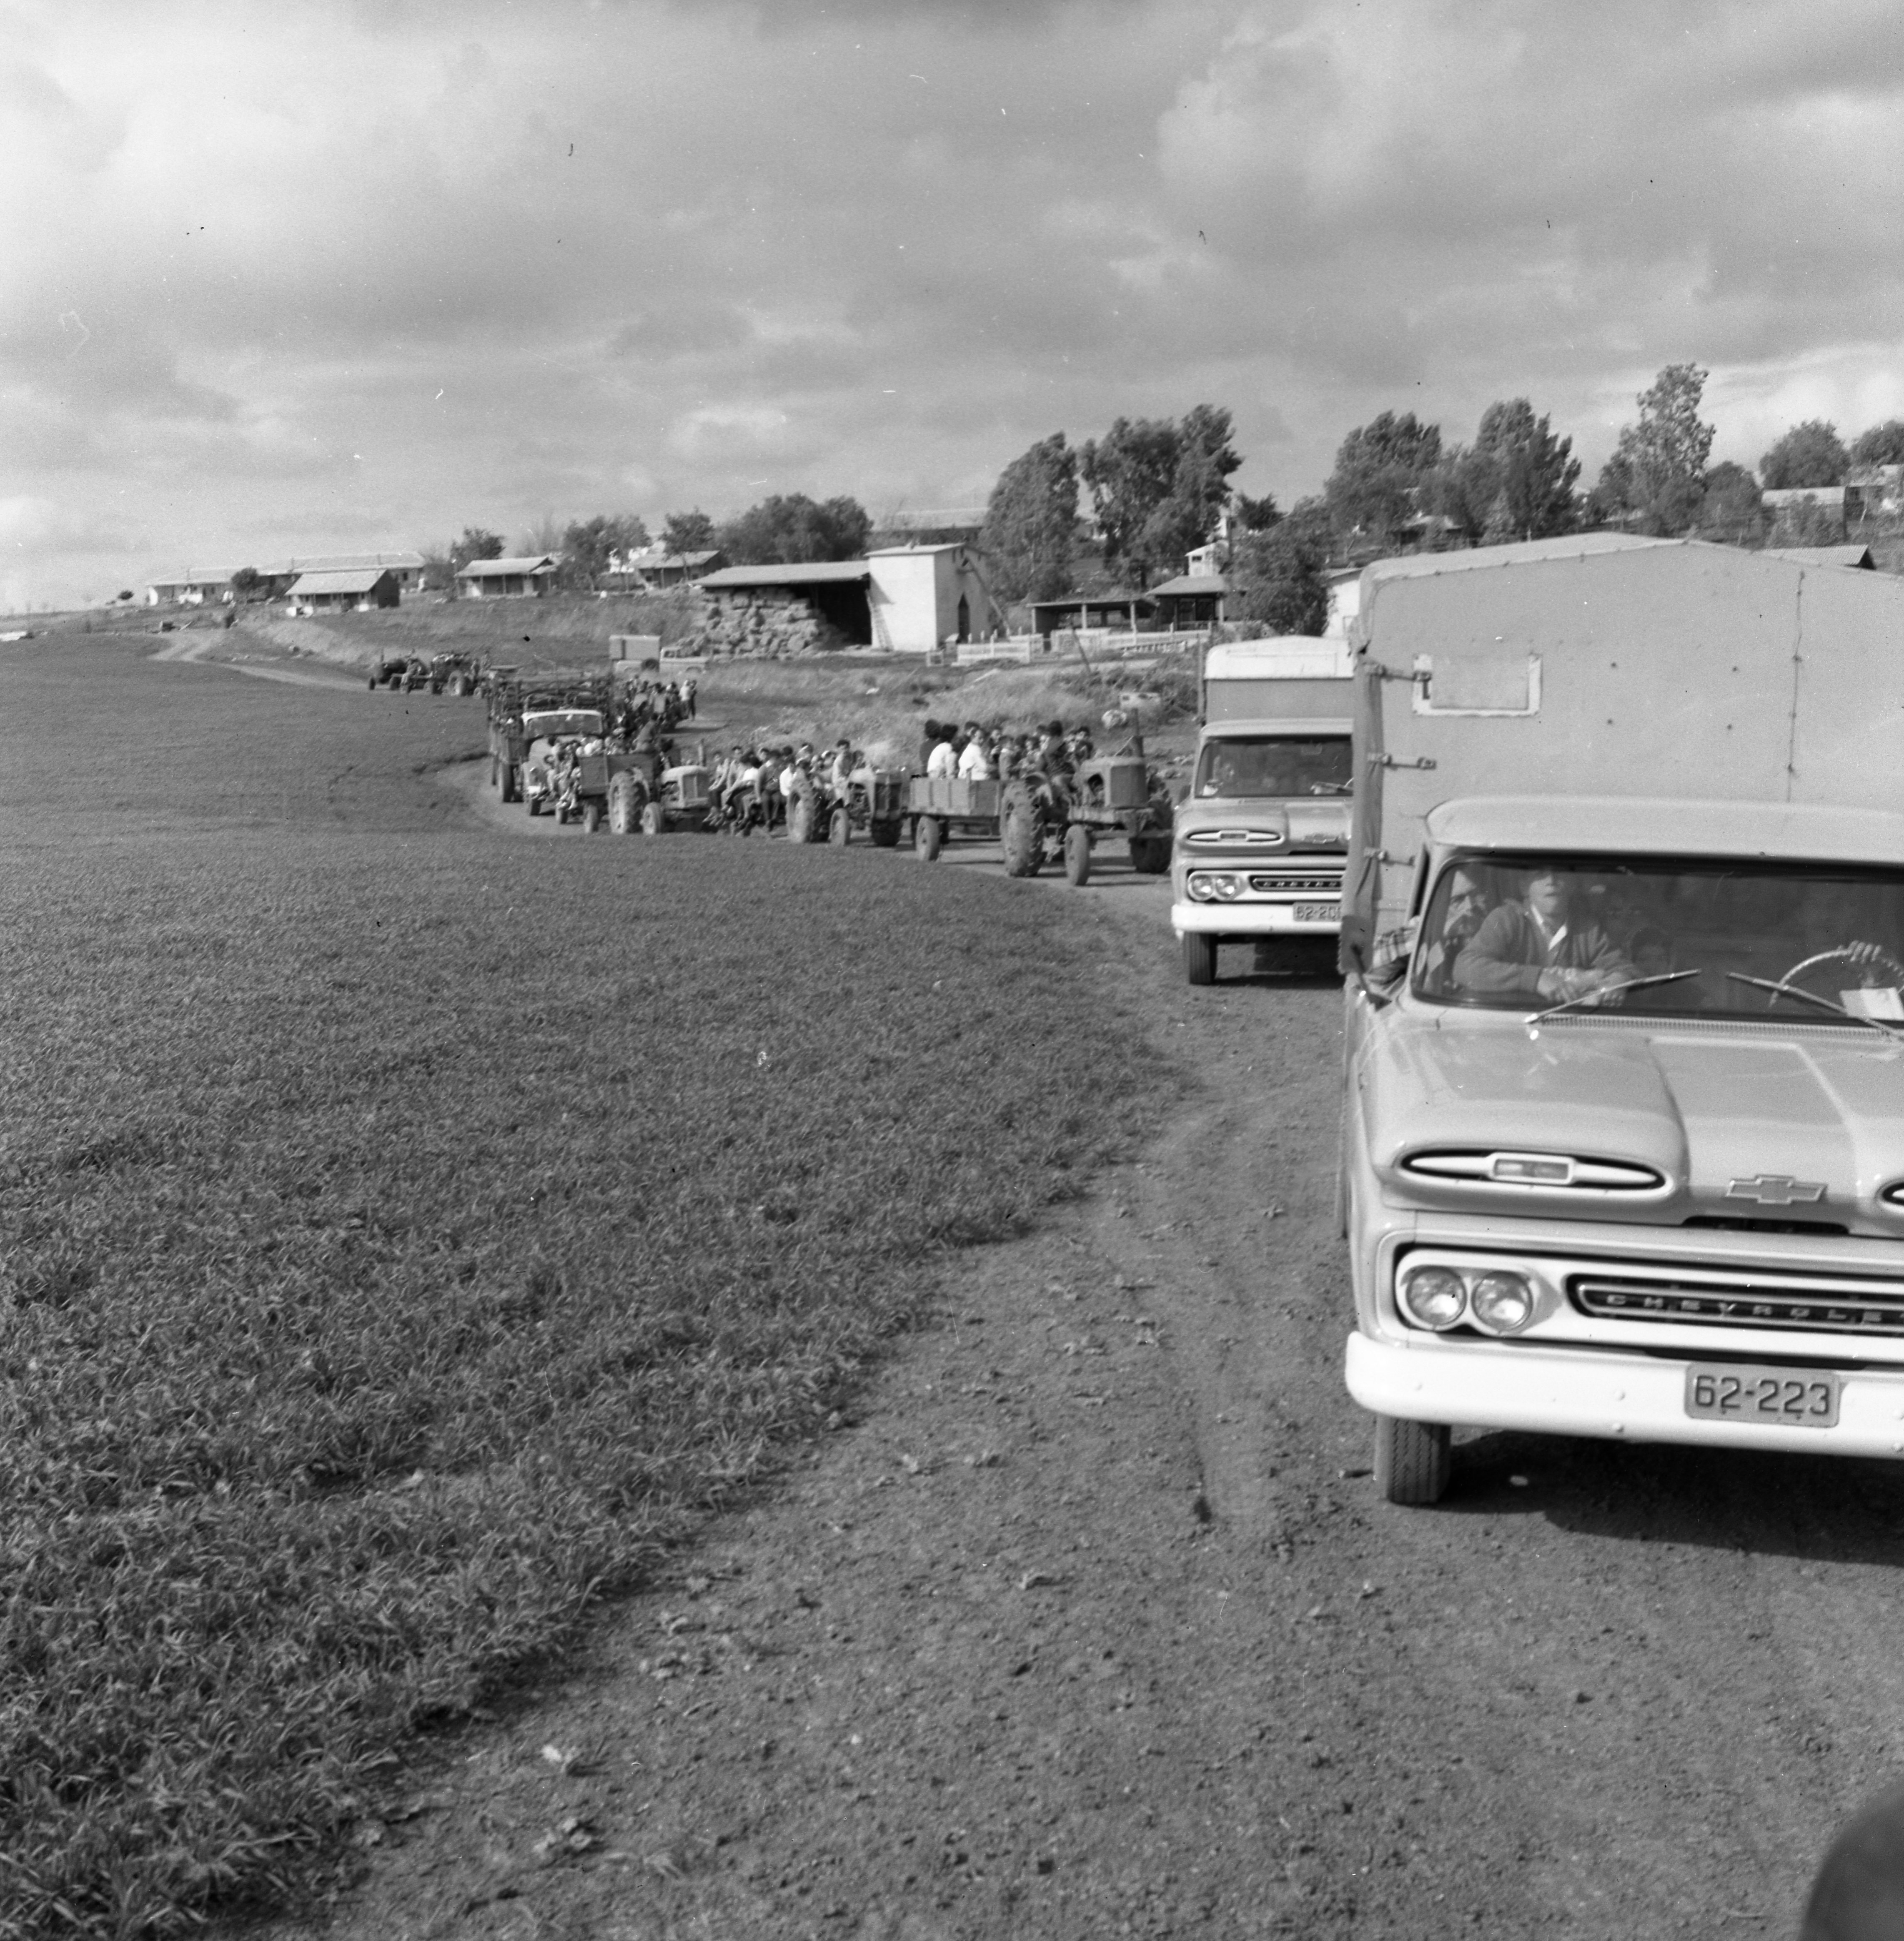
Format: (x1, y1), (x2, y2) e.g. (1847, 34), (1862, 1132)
(254, 806), (1897, 1941)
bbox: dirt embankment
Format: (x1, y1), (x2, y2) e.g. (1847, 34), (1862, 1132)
(246, 831), (1891, 1941)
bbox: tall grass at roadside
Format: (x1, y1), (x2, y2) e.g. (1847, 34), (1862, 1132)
(0, 634), (1176, 1939)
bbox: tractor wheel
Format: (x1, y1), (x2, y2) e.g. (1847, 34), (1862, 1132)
(639, 800), (666, 837)
(915, 816), (943, 862)
(829, 807), (851, 847)
(430, 682), (444, 696)
(870, 819), (901, 848)
(1183, 932), (1217, 986)
(1373, 1417), (1452, 1506)
(1130, 833), (1172, 875)
(455, 675), (472, 696)
(580, 800), (602, 835)
(607, 771), (639, 834)
(1063, 824), (1092, 887)
(367, 676), (378, 690)
(1000, 784), (1042, 878)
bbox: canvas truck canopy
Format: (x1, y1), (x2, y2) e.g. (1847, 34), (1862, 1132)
(1340, 538), (1904, 965)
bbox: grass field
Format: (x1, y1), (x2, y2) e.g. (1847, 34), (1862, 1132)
(0, 634), (1176, 1938)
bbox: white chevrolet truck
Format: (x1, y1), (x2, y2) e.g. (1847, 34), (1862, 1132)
(1171, 637), (1354, 984)
(1340, 535), (1904, 1503)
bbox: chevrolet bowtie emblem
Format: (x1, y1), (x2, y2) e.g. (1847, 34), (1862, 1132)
(1726, 1174), (1827, 1206)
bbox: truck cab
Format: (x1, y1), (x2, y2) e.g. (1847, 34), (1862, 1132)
(1171, 637), (1353, 984)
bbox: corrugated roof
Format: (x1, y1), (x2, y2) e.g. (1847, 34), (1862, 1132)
(1150, 574), (1227, 597)
(149, 570), (236, 587)
(1027, 592), (1157, 611)
(286, 568), (396, 595)
(1761, 545), (1875, 570)
(458, 555), (556, 578)
(699, 561), (872, 588)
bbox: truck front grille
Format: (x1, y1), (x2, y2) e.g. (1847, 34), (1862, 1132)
(1246, 872), (1343, 894)
(1571, 1267), (1904, 1338)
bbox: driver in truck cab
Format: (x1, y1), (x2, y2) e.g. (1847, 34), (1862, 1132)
(1456, 865), (1635, 1004)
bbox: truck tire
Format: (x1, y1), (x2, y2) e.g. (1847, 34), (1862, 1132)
(580, 800), (602, 835)
(1183, 932), (1217, 985)
(1130, 834), (1171, 875)
(1373, 1417), (1452, 1506)
(607, 771), (639, 833)
(870, 819), (901, 848)
(1063, 824), (1092, 887)
(915, 815), (943, 862)
(639, 800), (666, 837)
(829, 807), (851, 847)
(1000, 784), (1042, 878)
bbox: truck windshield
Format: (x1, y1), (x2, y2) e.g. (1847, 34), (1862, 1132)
(1413, 852), (1904, 1024)
(1193, 736), (1351, 799)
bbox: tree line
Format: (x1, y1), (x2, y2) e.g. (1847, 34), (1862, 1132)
(430, 368), (1904, 615)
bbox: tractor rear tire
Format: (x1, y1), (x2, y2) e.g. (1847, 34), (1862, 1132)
(580, 801), (602, 835)
(829, 807), (851, 847)
(870, 819), (901, 848)
(1130, 833), (1172, 875)
(607, 771), (639, 833)
(915, 816), (943, 862)
(1373, 1417), (1452, 1506)
(1183, 932), (1217, 985)
(639, 800), (666, 837)
(1000, 784), (1042, 878)
(1064, 824), (1092, 887)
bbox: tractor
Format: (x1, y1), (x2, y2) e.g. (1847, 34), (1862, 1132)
(999, 748), (1175, 886)
(429, 651), (481, 696)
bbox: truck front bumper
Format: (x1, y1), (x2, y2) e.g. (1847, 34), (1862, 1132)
(1171, 899), (1341, 938)
(1345, 1329), (1904, 1459)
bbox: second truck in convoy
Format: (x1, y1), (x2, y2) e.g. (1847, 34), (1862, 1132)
(1171, 637), (1354, 984)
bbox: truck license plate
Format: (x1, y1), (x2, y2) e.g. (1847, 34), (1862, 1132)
(1293, 902), (1340, 923)
(1684, 1364), (1840, 1428)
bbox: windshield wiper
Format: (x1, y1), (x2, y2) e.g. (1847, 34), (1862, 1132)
(1724, 971), (1904, 1040)
(1525, 969), (1701, 1031)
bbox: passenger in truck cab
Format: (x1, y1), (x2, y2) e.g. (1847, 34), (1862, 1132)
(1456, 865), (1635, 1003)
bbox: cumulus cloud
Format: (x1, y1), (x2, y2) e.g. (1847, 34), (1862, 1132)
(4, 0), (1903, 606)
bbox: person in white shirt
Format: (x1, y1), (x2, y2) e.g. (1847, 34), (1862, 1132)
(926, 733), (958, 778)
(956, 724), (990, 780)
(829, 739), (855, 797)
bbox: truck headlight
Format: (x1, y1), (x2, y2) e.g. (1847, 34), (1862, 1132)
(1187, 873), (1216, 902)
(1212, 875), (1241, 901)
(1398, 1265), (1466, 1330)
(1468, 1270), (1534, 1335)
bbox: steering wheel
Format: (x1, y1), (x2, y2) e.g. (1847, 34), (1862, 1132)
(1768, 944), (1904, 1009)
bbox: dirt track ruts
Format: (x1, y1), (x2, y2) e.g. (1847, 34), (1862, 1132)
(244, 783), (1901, 1941)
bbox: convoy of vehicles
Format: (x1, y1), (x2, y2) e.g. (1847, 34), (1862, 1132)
(1171, 637), (1353, 983)
(1338, 534), (1904, 1505)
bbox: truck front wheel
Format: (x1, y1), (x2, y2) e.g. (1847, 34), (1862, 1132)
(1183, 932), (1217, 985)
(1373, 1416), (1451, 1506)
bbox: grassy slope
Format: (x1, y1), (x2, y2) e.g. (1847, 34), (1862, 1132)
(0, 637), (1175, 1939)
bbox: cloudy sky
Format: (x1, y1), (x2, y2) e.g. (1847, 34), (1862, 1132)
(6, 0), (1904, 608)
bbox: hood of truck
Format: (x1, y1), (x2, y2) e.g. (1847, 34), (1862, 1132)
(1173, 796), (1351, 856)
(1362, 1007), (1904, 1229)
